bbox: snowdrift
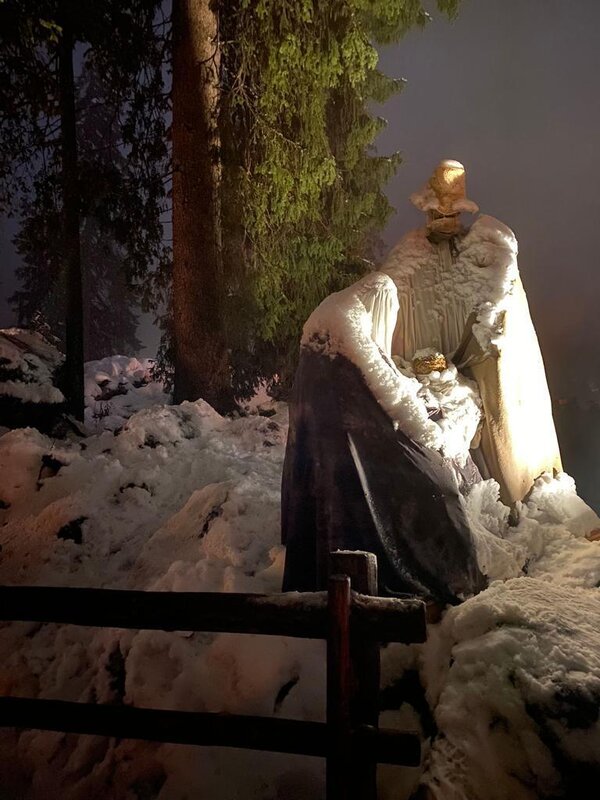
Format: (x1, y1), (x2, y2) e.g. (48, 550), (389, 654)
(0, 329), (65, 432)
(0, 361), (599, 799)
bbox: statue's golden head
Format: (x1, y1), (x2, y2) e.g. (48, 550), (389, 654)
(429, 160), (469, 214)
(411, 160), (478, 235)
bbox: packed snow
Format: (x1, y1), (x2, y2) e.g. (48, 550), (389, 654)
(0, 356), (599, 799)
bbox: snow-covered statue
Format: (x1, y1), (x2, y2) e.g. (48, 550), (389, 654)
(385, 159), (562, 505)
(281, 272), (487, 604)
(281, 160), (562, 605)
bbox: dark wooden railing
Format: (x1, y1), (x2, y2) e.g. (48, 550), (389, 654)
(0, 551), (427, 800)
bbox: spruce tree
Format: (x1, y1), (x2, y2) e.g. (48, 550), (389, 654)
(171, 0), (231, 409)
(170, 0), (461, 403)
(0, 1), (169, 415)
(12, 65), (142, 361)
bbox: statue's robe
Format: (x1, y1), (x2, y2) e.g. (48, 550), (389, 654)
(281, 273), (486, 604)
(281, 349), (486, 603)
(382, 215), (562, 506)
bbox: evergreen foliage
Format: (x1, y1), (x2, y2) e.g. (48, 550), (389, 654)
(0, 1), (170, 360)
(1, 1), (462, 404)
(12, 65), (143, 359)
(219, 0), (460, 397)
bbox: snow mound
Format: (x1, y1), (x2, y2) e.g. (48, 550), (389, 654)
(0, 328), (64, 404)
(465, 473), (600, 587)
(84, 355), (170, 432)
(0, 335), (170, 436)
(422, 578), (600, 800)
(0, 400), (287, 587)
(0, 398), (327, 798)
(418, 472), (600, 799)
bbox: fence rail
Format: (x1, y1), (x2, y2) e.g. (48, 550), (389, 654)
(0, 550), (427, 800)
(0, 697), (421, 764)
(0, 583), (426, 642)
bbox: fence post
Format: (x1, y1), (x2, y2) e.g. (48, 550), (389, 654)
(330, 550), (380, 800)
(327, 574), (352, 800)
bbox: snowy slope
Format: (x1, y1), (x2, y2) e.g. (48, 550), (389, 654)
(0, 363), (599, 799)
(0, 387), (330, 799)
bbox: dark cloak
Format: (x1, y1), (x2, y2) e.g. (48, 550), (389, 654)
(281, 348), (487, 604)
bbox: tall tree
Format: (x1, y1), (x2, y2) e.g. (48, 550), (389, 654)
(57, 4), (84, 418)
(12, 64), (142, 361)
(171, 0), (230, 408)
(169, 0), (461, 405)
(0, 1), (169, 415)
(223, 0), (461, 397)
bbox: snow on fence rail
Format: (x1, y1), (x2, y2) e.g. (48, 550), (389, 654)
(0, 551), (427, 800)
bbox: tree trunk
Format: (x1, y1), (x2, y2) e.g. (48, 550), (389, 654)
(58, 14), (84, 420)
(172, 0), (231, 410)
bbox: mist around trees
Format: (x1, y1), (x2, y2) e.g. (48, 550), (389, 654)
(1, 0), (461, 417)
(0, 1), (170, 418)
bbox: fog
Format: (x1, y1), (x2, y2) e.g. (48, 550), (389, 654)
(374, 0), (600, 508)
(376, 0), (600, 401)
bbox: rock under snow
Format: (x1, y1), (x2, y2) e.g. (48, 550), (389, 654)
(421, 578), (600, 800)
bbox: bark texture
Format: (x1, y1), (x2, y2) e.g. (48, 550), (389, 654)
(172, 0), (230, 408)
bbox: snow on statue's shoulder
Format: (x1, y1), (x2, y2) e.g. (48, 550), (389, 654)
(301, 272), (445, 452)
(457, 214), (521, 352)
(465, 213), (518, 253)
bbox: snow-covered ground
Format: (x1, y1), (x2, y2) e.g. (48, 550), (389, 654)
(422, 475), (600, 799)
(1, 358), (599, 799)
(0, 329), (65, 405)
(84, 355), (170, 433)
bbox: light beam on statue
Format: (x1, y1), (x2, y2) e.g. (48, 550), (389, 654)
(385, 158), (562, 506)
(281, 159), (564, 604)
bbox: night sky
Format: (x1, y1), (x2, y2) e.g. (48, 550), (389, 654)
(1, 0), (599, 399)
(376, 0), (600, 400)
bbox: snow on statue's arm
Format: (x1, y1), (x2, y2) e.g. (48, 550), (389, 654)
(301, 272), (445, 452)
(456, 214), (520, 357)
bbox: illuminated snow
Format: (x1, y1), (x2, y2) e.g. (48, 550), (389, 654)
(0, 359), (598, 798)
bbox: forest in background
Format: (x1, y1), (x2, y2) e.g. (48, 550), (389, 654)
(1, 0), (598, 510)
(0, 0), (460, 417)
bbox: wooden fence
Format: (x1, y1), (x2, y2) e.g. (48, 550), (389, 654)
(0, 551), (427, 800)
